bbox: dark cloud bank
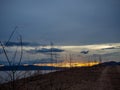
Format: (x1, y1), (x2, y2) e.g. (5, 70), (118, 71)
(0, 0), (120, 45)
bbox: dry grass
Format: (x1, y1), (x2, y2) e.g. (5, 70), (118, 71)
(0, 66), (120, 90)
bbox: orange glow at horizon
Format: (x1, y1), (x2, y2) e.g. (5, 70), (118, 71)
(34, 62), (99, 67)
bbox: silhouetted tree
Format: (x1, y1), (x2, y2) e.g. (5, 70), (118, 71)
(0, 27), (23, 90)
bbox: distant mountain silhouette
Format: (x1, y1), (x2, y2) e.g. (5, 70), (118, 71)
(97, 61), (120, 66)
(0, 65), (61, 71)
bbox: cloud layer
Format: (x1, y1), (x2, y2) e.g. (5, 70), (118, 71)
(0, 0), (120, 45)
(27, 48), (64, 54)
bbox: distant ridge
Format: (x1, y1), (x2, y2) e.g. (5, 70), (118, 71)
(96, 61), (120, 66)
(0, 65), (61, 71)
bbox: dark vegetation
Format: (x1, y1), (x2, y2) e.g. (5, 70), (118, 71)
(0, 27), (23, 90)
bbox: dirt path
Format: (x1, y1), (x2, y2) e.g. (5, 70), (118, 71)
(116, 65), (120, 73)
(110, 66), (120, 90)
(94, 66), (120, 90)
(95, 66), (113, 90)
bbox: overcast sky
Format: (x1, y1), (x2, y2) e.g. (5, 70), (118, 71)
(0, 0), (120, 45)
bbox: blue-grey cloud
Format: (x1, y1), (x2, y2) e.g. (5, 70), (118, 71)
(0, 0), (120, 45)
(27, 48), (64, 54)
(0, 60), (7, 65)
(23, 58), (63, 65)
(3, 41), (41, 47)
(101, 47), (120, 50)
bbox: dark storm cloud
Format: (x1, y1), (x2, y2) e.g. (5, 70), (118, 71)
(0, 0), (120, 45)
(27, 48), (64, 54)
(3, 41), (41, 47)
(23, 58), (63, 64)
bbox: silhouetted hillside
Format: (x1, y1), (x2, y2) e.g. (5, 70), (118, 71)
(0, 65), (120, 90)
(0, 65), (61, 71)
(97, 61), (120, 66)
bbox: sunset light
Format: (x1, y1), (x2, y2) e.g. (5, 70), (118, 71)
(34, 62), (99, 67)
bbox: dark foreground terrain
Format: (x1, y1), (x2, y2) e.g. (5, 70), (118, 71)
(0, 65), (120, 90)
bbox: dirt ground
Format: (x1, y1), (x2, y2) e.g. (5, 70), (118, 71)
(1, 66), (120, 90)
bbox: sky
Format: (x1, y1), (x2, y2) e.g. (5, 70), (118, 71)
(0, 0), (120, 45)
(0, 42), (120, 65)
(0, 0), (120, 65)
